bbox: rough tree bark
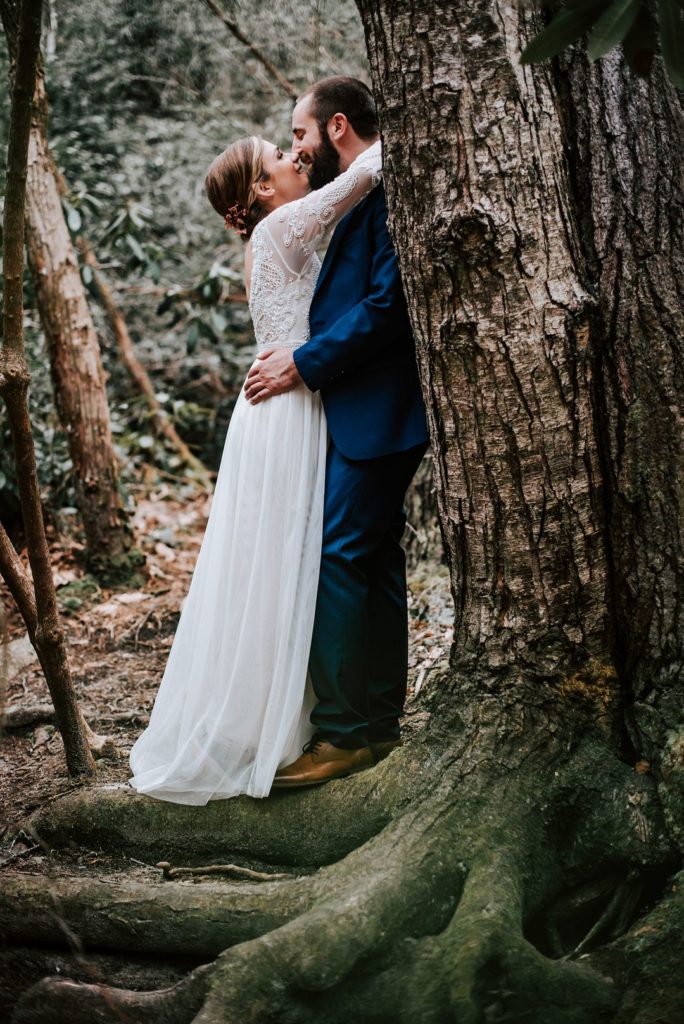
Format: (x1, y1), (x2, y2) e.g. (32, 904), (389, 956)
(1, 0), (143, 583)
(3, 3), (683, 1022)
(0, 0), (95, 777)
(24, 68), (142, 582)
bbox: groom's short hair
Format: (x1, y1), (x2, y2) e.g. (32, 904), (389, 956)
(300, 76), (379, 141)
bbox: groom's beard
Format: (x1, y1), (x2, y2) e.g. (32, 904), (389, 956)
(307, 132), (341, 191)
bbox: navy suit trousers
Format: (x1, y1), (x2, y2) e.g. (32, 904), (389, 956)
(308, 439), (429, 747)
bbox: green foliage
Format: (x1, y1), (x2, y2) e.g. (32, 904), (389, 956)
(521, 0), (684, 85)
(587, 0), (641, 61)
(1, 0), (368, 519)
(155, 261), (245, 355)
(659, 0), (684, 87)
(521, 1), (607, 64)
(56, 575), (103, 615)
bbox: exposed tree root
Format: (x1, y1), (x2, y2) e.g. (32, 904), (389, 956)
(1, 703), (148, 731)
(10, 791), (465, 1023)
(1, 702), (55, 729)
(27, 740), (430, 866)
(586, 868), (684, 1024)
(0, 945), (191, 1018)
(0, 870), (318, 957)
(8, 729), (681, 1023)
(11, 964), (214, 1024)
(441, 850), (617, 1023)
(83, 719), (119, 760)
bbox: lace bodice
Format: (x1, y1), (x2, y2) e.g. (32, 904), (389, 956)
(248, 141), (382, 353)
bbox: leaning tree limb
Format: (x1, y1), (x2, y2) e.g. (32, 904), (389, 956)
(199, 0), (298, 99)
(0, 0), (95, 777)
(0, 514), (114, 756)
(78, 240), (213, 490)
(0, 524), (37, 629)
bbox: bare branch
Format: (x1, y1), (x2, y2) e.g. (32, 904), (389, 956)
(200, 0), (298, 100)
(78, 239), (213, 491)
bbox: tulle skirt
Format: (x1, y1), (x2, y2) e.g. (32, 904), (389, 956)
(128, 380), (326, 804)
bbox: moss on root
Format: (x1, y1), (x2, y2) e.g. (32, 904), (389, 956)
(86, 546), (147, 588)
(587, 869), (684, 1024)
(4, 729), (681, 1024)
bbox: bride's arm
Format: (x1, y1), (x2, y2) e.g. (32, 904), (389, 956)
(268, 140), (382, 258)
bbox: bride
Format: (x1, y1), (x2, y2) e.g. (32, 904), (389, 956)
(128, 134), (382, 804)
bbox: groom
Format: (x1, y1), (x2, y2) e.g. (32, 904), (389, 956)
(244, 76), (429, 786)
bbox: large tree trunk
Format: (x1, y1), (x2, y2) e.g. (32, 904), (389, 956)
(363, 1), (612, 686)
(24, 63), (142, 583)
(556, 43), (684, 767)
(0, 0), (95, 778)
(3, 3), (683, 1022)
(1, 0), (141, 583)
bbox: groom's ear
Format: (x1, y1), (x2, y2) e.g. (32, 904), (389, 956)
(327, 112), (349, 144)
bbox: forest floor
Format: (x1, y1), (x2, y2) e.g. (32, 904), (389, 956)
(0, 476), (452, 859)
(2, 485), (683, 1022)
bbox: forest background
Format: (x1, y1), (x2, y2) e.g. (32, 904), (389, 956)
(0, 0), (453, 811)
(1, 0), (683, 1020)
(0, 0), (450, 988)
(0, 0), (371, 511)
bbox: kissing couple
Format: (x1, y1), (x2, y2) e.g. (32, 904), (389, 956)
(129, 76), (429, 804)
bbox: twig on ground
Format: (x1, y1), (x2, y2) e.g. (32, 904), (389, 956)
(156, 860), (291, 882)
(119, 608), (157, 647)
(97, 710), (150, 725)
(0, 843), (39, 869)
(1, 703), (55, 729)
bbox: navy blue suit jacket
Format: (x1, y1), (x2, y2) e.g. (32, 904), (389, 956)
(293, 184), (428, 461)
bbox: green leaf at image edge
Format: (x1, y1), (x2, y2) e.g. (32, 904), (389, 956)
(659, 0), (684, 88)
(588, 0), (642, 61)
(622, 6), (657, 77)
(521, 1), (607, 64)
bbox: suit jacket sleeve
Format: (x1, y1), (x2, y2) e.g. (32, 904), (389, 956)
(293, 191), (402, 393)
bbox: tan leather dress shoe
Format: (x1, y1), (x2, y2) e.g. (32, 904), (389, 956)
(369, 738), (403, 763)
(271, 738), (374, 788)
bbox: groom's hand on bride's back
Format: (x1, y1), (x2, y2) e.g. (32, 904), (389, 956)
(244, 348), (303, 404)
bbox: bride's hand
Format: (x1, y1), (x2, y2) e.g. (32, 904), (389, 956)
(244, 348), (303, 404)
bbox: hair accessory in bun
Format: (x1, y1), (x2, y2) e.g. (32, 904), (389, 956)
(224, 201), (249, 237)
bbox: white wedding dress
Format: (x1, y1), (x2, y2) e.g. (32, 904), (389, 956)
(128, 142), (382, 804)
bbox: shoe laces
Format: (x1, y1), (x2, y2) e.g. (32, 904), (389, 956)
(302, 734), (325, 755)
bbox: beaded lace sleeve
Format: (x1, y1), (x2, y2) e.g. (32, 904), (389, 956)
(248, 142), (382, 350)
(262, 140), (383, 273)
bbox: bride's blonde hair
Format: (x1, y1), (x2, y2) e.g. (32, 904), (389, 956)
(205, 136), (267, 241)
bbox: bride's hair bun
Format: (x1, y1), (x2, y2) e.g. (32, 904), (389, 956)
(205, 136), (266, 242)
